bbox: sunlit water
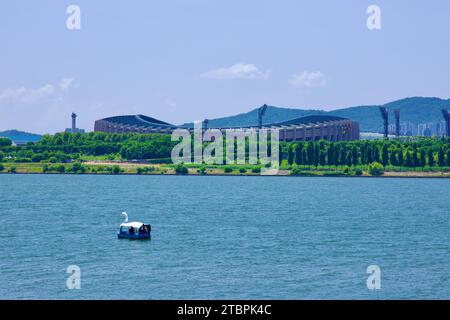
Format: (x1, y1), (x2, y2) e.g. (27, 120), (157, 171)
(0, 174), (449, 299)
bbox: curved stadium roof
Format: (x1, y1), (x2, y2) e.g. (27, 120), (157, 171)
(204, 115), (348, 129)
(98, 114), (348, 129)
(100, 115), (177, 128)
(273, 115), (346, 127)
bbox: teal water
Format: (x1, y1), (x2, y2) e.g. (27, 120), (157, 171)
(0, 174), (449, 299)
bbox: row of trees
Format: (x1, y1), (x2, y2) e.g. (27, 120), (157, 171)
(1, 132), (450, 168)
(0, 132), (176, 162)
(282, 139), (450, 167)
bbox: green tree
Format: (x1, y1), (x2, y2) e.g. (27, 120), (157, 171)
(398, 149), (404, 166)
(0, 137), (12, 147)
(295, 144), (303, 165)
(412, 149), (420, 167)
(419, 149), (426, 167)
(306, 143), (314, 165)
(319, 150), (327, 166)
(372, 145), (380, 163)
(360, 143), (367, 164)
(345, 150), (353, 166)
(327, 144), (335, 166)
(368, 162), (384, 176)
(71, 162), (86, 173)
(0, 164), (4, 172)
(287, 144), (294, 165)
(438, 147), (445, 167)
(112, 165), (121, 174)
(365, 147), (372, 165)
(381, 144), (389, 166)
(404, 150), (412, 167)
(251, 167), (261, 173)
(175, 163), (188, 174)
(278, 145), (283, 164)
(31, 153), (43, 163)
(338, 146), (347, 165)
(301, 148), (307, 165)
(351, 146), (359, 166)
(428, 149), (434, 167)
(389, 147), (398, 166)
(314, 143), (320, 166)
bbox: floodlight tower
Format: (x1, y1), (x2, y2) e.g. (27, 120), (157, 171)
(442, 109), (450, 137)
(71, 113), (77, 134)
(394, 109), (401, 138)
(379, 107), (389, 138)
(258, 104), (268, 129)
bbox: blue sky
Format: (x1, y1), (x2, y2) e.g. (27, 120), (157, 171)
(1, 0), (449, 133)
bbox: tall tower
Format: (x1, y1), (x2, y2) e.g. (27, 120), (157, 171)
(379, 107), (389, 138)
(258, 104), (268, 129)
(71, 113), (77, 134)
(394, 109), (401, 138)
(442, 109), (450, 137)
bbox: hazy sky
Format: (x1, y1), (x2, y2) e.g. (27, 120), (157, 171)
(1, 0), (449, 133)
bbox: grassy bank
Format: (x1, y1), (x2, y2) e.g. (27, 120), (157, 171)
(1, 161), (450, 177)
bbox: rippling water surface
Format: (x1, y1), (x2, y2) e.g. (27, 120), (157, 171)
(0, 174), (449, 299)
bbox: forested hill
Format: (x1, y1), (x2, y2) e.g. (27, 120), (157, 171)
(183, 97), (450, 132)
(0, 130), (42, 143)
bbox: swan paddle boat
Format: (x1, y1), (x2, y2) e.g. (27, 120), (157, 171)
(117, 212), (151, 240)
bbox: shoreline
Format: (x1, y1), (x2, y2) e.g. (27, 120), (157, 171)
(2, 161), (450, 178)
(1, 171), (450, 179)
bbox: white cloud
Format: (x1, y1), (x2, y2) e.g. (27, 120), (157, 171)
(289, 71), (326, 88)
(0, 84), (55, 103)
(201, 63), (269, 80)
(0, 78), (74, 104)
(60, 78), (74, 91)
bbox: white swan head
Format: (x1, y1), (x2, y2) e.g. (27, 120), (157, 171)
(121, 212), (128, 223)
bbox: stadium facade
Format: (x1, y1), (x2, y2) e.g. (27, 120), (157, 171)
(94, 114), (360, 142)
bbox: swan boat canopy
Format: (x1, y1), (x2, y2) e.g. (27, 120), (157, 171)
(118, 212), (151, 240)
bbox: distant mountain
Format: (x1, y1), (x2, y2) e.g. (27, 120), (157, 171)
(183, 107), (327, 128)
(183, 97), (450, 132)
(0, 130), (42, 143)
(329, 97), (450, 132)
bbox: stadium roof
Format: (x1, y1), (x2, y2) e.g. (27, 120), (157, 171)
(272, 115), (346, 126)
(100, 115), (177, 129)
(98, 114), (348, 130)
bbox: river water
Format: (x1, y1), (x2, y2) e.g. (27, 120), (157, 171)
(0, 174), (449, 299)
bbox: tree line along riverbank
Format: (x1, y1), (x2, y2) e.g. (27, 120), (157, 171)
(1, 133), (450, 177)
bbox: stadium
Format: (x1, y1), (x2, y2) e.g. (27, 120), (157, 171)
(94, 112), (360, 142)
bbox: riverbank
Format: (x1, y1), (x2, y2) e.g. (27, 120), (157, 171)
(1, 162), (450, 178)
